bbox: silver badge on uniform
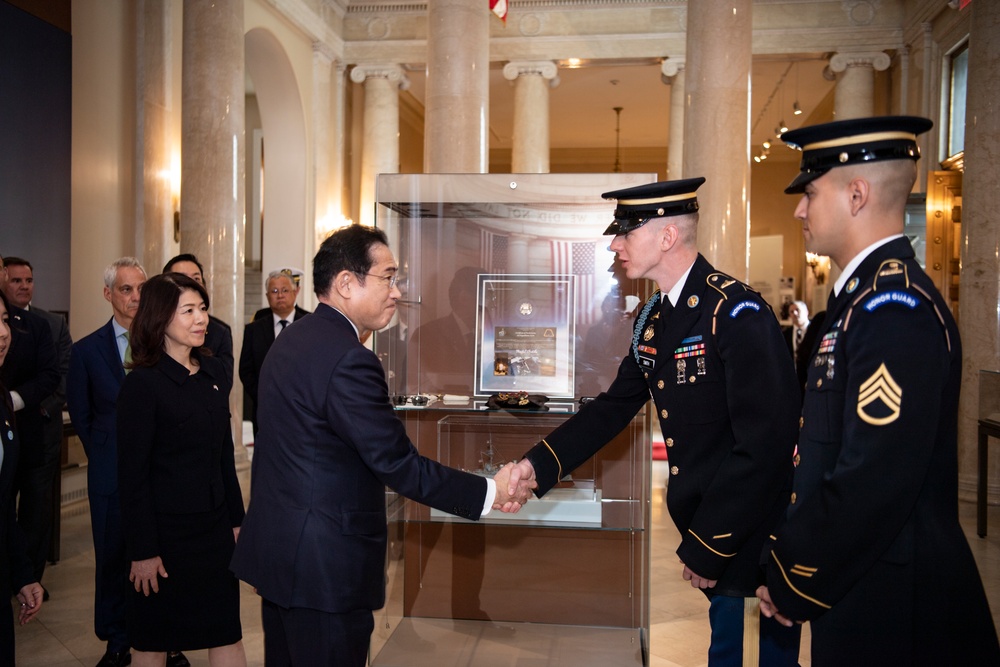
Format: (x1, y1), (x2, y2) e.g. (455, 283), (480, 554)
(676, 359), (686, 385)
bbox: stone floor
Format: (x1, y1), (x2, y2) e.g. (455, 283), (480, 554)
(12, 458), (1000, 666)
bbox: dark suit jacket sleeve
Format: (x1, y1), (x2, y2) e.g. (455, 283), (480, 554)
(327, 345), (486, 518)
(66, 343), (95, 448)
(221, 406), (245, 527)
(208, 316), (234, 390)
(238, 322), (258, 401)
(523, 340), (650, 496)
(116, 371), (161, 560)
(5, 311), (59, 409)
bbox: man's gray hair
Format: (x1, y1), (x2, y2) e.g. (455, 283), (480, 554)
(103, 257), (146, 289)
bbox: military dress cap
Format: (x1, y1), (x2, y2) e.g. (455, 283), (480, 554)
(781, 115), (933, 194)
(601, 177), (706, 235)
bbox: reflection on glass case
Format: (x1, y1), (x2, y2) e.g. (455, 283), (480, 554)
(371, 174), (656, 666)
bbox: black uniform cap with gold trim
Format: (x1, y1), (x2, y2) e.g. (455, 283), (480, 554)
(601, 177), (706, 236)
(781, 115), (933, 194)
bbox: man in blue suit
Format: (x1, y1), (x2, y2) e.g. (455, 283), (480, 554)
(231, 225), (533, 666)
(67, 257), (146, 667)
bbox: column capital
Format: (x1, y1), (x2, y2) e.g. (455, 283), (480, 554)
(349, 63), (410, 91)
(313, 41), (336, 66)
(661, 57), (686, 79)
(503, 60), (559, 84)
(829, 51), (891, 73)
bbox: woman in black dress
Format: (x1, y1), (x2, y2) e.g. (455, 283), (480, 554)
(116, 273), (246, 666)
(0, 290), (44, 662)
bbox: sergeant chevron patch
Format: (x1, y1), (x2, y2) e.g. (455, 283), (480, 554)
(857, 363), (902, 426)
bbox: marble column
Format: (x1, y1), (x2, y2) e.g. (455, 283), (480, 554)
(312, 44), (334, 250)
(682, 0), (751, 278)
(350, 64), (407, 227)
(503, 61), (558, 174)
(829, 51), (890, 120)
(181, 0), (246, 452)
(424, 0), (489, 173)
(958, 0), (1000, 501)
(508, 234), (530, 274)
(134, 0), (174, 272)
(661, 57), (686, 180)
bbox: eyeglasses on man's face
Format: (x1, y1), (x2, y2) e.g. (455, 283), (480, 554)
(268, 287), (294, 296)
(364, 273), (399, 289)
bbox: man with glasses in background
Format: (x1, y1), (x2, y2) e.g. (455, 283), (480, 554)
(239, 269), (310, 436)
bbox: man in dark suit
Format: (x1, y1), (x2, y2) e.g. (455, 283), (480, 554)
(505, 179), (802, 665)
(238, 269), (310, 435)
(66, 257), (146, 667)
(162, 253), (233, 384)
(756, 117), (1000, 665)
(230, 225), (532, 666)
(1, 256), (70, 590)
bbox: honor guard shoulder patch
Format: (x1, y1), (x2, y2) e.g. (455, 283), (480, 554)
(863, 290), (919, 313)
(857, 362), (902, 426)
(729, 300), (761, 318)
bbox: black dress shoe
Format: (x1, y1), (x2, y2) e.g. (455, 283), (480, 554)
(167, 652), (191, 667)
(95, 647), (131, 667)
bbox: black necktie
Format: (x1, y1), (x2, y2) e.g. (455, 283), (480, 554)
(662, 296), (673, 319)
(278, 319), (288, 333)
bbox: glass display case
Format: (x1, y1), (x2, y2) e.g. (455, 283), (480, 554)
(370, 173), (656, 666)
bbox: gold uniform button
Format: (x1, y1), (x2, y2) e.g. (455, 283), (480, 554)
(657, 380), (665, 390)
(794, 454), (801, 466)
(688, 375), (696, 383)
(816, 378), (823, 388)
(644, 372), (649, 379)
(661, 409), (669, 419)
(670, 466), (679, 476)
(666, 438), (674, 447)
(799, 416), (804, 428)
(790, 492), (797, 504)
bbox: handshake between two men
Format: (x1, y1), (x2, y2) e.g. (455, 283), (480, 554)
(490, 459), (538, 513)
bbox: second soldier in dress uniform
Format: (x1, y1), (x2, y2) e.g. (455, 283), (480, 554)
(756, 116), (1000, 666)
(506, 178), (803, 666)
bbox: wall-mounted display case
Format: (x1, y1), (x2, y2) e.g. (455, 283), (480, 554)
(370, 174), (656, 666)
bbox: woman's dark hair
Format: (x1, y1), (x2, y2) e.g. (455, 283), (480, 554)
(129, 272), (210, 369)
(313, 224), (388, 297)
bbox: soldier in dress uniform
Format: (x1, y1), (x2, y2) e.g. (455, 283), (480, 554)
(756, 116), (1000, 666)
(505, 178), (802, 666)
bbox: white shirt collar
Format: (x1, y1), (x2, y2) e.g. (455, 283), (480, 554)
(664, 259), (697, 307)
(833, 234), (905, 296)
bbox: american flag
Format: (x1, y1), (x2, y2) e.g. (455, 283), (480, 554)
(481, 229), (509, 272)
(551, 240), (599, 324)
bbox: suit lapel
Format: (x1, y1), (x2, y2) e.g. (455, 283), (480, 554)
(98, 320), (126, 382)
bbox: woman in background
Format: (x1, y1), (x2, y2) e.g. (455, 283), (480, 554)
(116, 273), (245, 667)
(0, 289), (44, 662)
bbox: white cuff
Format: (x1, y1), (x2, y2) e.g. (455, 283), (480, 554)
(482, 478), (497, 516)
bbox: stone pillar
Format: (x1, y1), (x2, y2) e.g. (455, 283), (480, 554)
(350, 64), (408, 227)
(312, 43), (334, 249)
(959, 0), (1000, 500)
(661, 58), (686, 180)
(503, 61), (558, 174)
(424, 0), (489, 173)
(181, 0), (246, 453)
(682, 0), (751, 278)
(134, 0), (174, 272)
(508, 235), (530, 274)
(332, 62), (348, 224)
(829, 51), (890, 120)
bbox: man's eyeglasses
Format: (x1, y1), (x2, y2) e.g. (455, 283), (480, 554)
(268, 288), (294, 296)
(364, 273), (399, 289)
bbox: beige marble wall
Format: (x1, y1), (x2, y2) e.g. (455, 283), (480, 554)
(958, 0), (1000, 501)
